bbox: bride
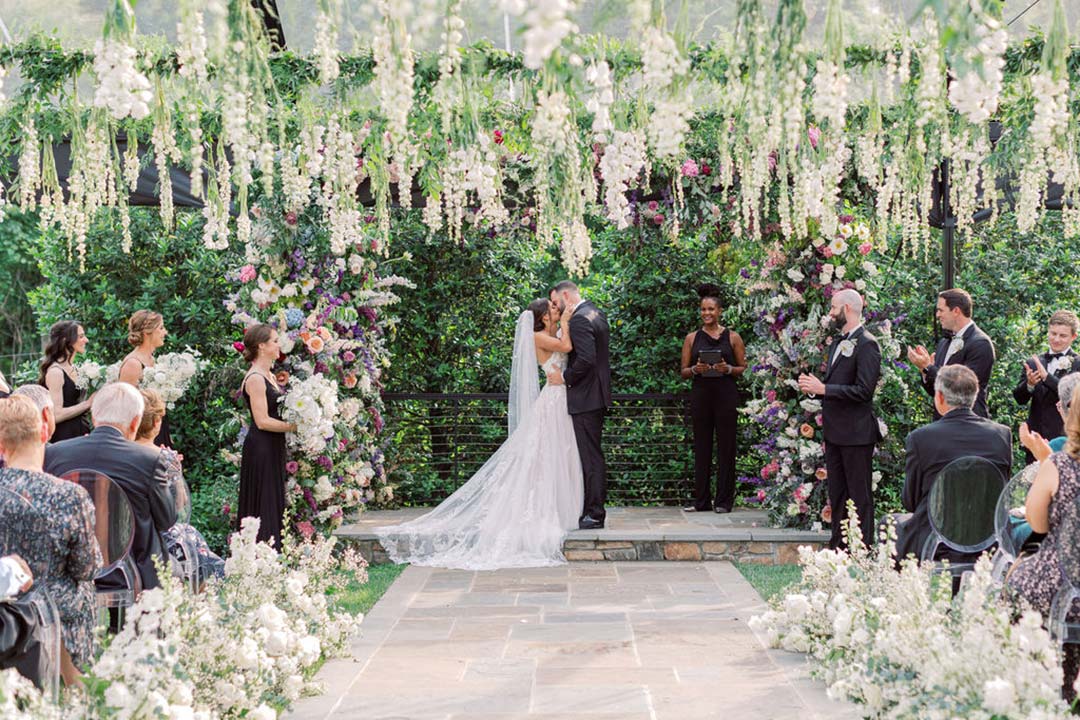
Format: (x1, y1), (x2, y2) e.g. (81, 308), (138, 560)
(375, 297), (584, 570)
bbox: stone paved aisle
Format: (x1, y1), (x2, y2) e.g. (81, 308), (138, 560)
(288, 562), (860, 720)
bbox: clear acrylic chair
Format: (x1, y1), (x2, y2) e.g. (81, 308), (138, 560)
(162, 469), (200, 592)
(990, 462), (1040, 583)
(59, 470), (140, 628)
(0, 487), (62, 701)
(920, 456), (1006, 586)
(1049, 496), (1080, 649)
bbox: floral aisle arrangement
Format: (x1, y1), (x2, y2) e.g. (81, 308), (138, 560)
(749, 521), (1069, 718)
(5, 518), (366, 720)
(735, 216), (912, 529)
(225, 180), (411, 532)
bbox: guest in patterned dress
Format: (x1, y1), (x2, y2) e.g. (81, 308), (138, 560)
(1008, 386), (1080, 701)
(0, 396), (102, 669)
(134, 389), (224, 587)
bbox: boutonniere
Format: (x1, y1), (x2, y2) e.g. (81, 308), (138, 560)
(948, 337), (964, 355)
(838, 339), (856, 358)
(1048, 355), (1071, 375)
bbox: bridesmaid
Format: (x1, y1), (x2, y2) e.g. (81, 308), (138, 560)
(680, 283), (747, 513)
(39, 321), (94, 442)
(237, 324), (296, 550)
(118, 309), (172, 447)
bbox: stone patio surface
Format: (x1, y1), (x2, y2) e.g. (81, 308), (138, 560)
(287, 561), (859, 720)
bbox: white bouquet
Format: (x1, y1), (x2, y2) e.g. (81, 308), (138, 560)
(280, 374), (339, 455)
(74, 360), (109, 391)
(142, 349), (205, 409)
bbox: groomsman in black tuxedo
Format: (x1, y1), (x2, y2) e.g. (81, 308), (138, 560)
(548, 281), (612, 530)
(1014, 310), (1080, 462)
(906, 288), (995, 420)
(799, 289), (882, 550)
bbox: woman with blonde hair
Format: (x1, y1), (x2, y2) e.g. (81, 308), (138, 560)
(0, 395), (101, 669)
(118, 309), (171, 447)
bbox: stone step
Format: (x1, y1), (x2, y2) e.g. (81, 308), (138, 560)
(335, 507), (830, 565)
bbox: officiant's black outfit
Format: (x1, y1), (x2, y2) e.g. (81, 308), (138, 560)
(1013, 349), (1080, 462)
(688, 329), (738, 512)
(564, 301), (612, 527)
(920, 323), (995, 420)
(821, 326), (881, 550)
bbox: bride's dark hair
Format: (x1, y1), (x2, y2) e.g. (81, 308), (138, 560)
(528, 298), (551, 331)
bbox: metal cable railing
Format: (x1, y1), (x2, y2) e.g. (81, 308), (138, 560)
(381, 392), (697, 505)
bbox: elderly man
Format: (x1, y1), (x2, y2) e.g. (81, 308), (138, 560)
(45, 383), (175, 591)
(799, 288), (882, 549)
(12, 385), (56, 441)
(895, 365), (1012, 561)
(907, 288), (995, 419)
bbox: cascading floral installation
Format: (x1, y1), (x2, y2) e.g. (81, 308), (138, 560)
(735, 215), (911, 529)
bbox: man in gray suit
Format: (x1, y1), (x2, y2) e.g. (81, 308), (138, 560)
(45, 383), (175, 590)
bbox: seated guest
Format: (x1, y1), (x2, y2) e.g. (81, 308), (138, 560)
(1014, 311), (1080, 463)
(895, 365), (1012, 561)
(1007, 387), (1080, 701)
(12, 385), (56, 442)
(0, 396), (102, 669)
(44, 383), (176, 592)
(1021, 372), (1080, 461)
(135, 389), (225, 586)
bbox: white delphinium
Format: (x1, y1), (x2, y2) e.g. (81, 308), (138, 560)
(532, 89), (574, 156)
(648, 95), (693, 163)
(152, 117), (183, 230)
(176, 6), (209, 85)
(812, 60), (849, 130)
(314, 6), (340, 85)
(281, 374), (339, 455)
(280, 152), (311, 215)
(222, 80), (254, 188)
(93, 39), (153, 120)
(947, 16), (1007, 125)
(915, 13), (945, 132)
(372, 0), (415, 161)
(0, 64), (6, 108)
(640, 26), (689, 92)
(521, 0), (578, 70)
(1030, 73), (1070, 150)
(599, 130), (646, 229)
(559, 217), (592, 278)
(422, 193), (443, 233)
(17, 121), (40, 211)
(639, 24), (692, 164)
(584, 60), (614, 141)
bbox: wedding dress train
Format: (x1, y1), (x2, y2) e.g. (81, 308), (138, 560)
(375, 351), (583, 570)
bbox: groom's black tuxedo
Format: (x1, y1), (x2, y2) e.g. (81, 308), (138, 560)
(564, 300), (611, 524)
(920, 322), (995, 419)
(821, 325), (881, 550)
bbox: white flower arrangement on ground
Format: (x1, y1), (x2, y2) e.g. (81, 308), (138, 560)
(281, 374), (340, 455)
(749, 514), (1069, 718)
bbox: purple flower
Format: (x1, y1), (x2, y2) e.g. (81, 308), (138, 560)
(317, 455), (334, 470)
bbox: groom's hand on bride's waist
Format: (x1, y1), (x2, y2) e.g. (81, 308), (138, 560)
(546, 368), (565, 385)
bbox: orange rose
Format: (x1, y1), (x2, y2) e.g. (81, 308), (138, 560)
(316, 326), (332, 341)
(299, 331), (312, 342)
(821, 504), (832, 524)
(814, 467), (827, 481)
(344, 374), (358, 389)
(275, 371), (291, 386)
(306, 336), (325, 354)
(799, 423), (815, 438)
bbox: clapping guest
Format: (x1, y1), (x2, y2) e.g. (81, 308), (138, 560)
(38, 321), (93, 442)
(1020, 372), (1080, 462)
(135, 389), (224, 586)
(0, 396), (102, 669)
(1014, 311), (1080, 463)
(118, 310), (172, 448)
(906, 289), (995, 419)
(679, 283), (746, 513)
(44, 383), (176, 591)
(238, 325), (296, 550)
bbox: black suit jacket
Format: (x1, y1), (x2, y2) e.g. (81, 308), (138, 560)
(895, 408), (1012, 560)
(1013, 349), (1080, 439)
(563, 301), (612, 415)
(921, 322), (995, 419)
(44, 426), (176, 590)
(822, 326), (882, 447)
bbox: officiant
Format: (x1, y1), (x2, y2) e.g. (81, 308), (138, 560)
(680, 283), (746, 514)
(1014, 310), (1080, 463)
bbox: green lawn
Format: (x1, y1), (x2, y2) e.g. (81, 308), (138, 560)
(328, 563), (407, 616)
(735, 563), (802, 602)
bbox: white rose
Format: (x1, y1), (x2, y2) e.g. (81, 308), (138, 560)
(297, 635), (322, 666)
(264, 630), (290, 657)
(235, 637), (261, 670)
(783, 594), (811, 622)
(834, 266), (846, 279)
(983, 678), (1016, 715)
(854, 279), (866, 291)
(105, 682), (133, 710)
(248, 704), (277, 720)
(258, 603), (288, 631)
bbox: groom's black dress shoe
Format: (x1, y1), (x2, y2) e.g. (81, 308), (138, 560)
(578, 517), (605, 530)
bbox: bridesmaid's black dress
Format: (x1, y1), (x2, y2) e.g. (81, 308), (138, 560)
(237, 374), (287, 550)
(50, 369), (91, 442)
(688, 328), (739, 512)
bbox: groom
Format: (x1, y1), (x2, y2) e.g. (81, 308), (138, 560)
(549, 281), (612, 529)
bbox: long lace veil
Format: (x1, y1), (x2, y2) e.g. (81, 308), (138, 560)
(507, 310), (540, 435)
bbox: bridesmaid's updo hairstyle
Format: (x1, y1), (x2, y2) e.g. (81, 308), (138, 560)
(242, 323), (275, 363)
(696, 283), (723, 311)
(128, 310), (164, 347)
(37, 320), (83, 385)
(529, 298), (551, 331)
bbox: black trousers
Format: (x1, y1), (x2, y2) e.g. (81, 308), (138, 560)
(572, 408), (607, 522)
(690, 384), (737, 511)
(824, 442), (874, 550)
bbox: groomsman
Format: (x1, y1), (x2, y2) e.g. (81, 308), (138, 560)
(906, 288), (995, 420)
(799, 289), (882, 550)
(1014, 310), (1080, 462)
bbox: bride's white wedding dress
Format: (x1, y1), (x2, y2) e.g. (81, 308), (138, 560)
(375, 348), (584, 570)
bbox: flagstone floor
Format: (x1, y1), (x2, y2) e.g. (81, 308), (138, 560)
(288, 561), (859, 720)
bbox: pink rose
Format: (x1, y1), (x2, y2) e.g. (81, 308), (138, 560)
(286, 461), (299, 474)
(239, 265), (256, 283)
(859, 242), (873, 255)
(821, 504), (832, 523)
(680, 158), (699, 178)
(647, 200), (659, 212)
(765, 390), (777, 402)
(756, 489), (766, 502)
(342, 350), (356, 363)
(815, 413), (823, 427)
(807, 125), (821, 150)
(822, 247), (834, 259)
(297, 521), (315, 540)
(652, 214), (664, 225)
(284, 211), (298, 226)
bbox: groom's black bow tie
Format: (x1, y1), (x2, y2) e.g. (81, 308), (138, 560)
(1049, 353), (1064, 360)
